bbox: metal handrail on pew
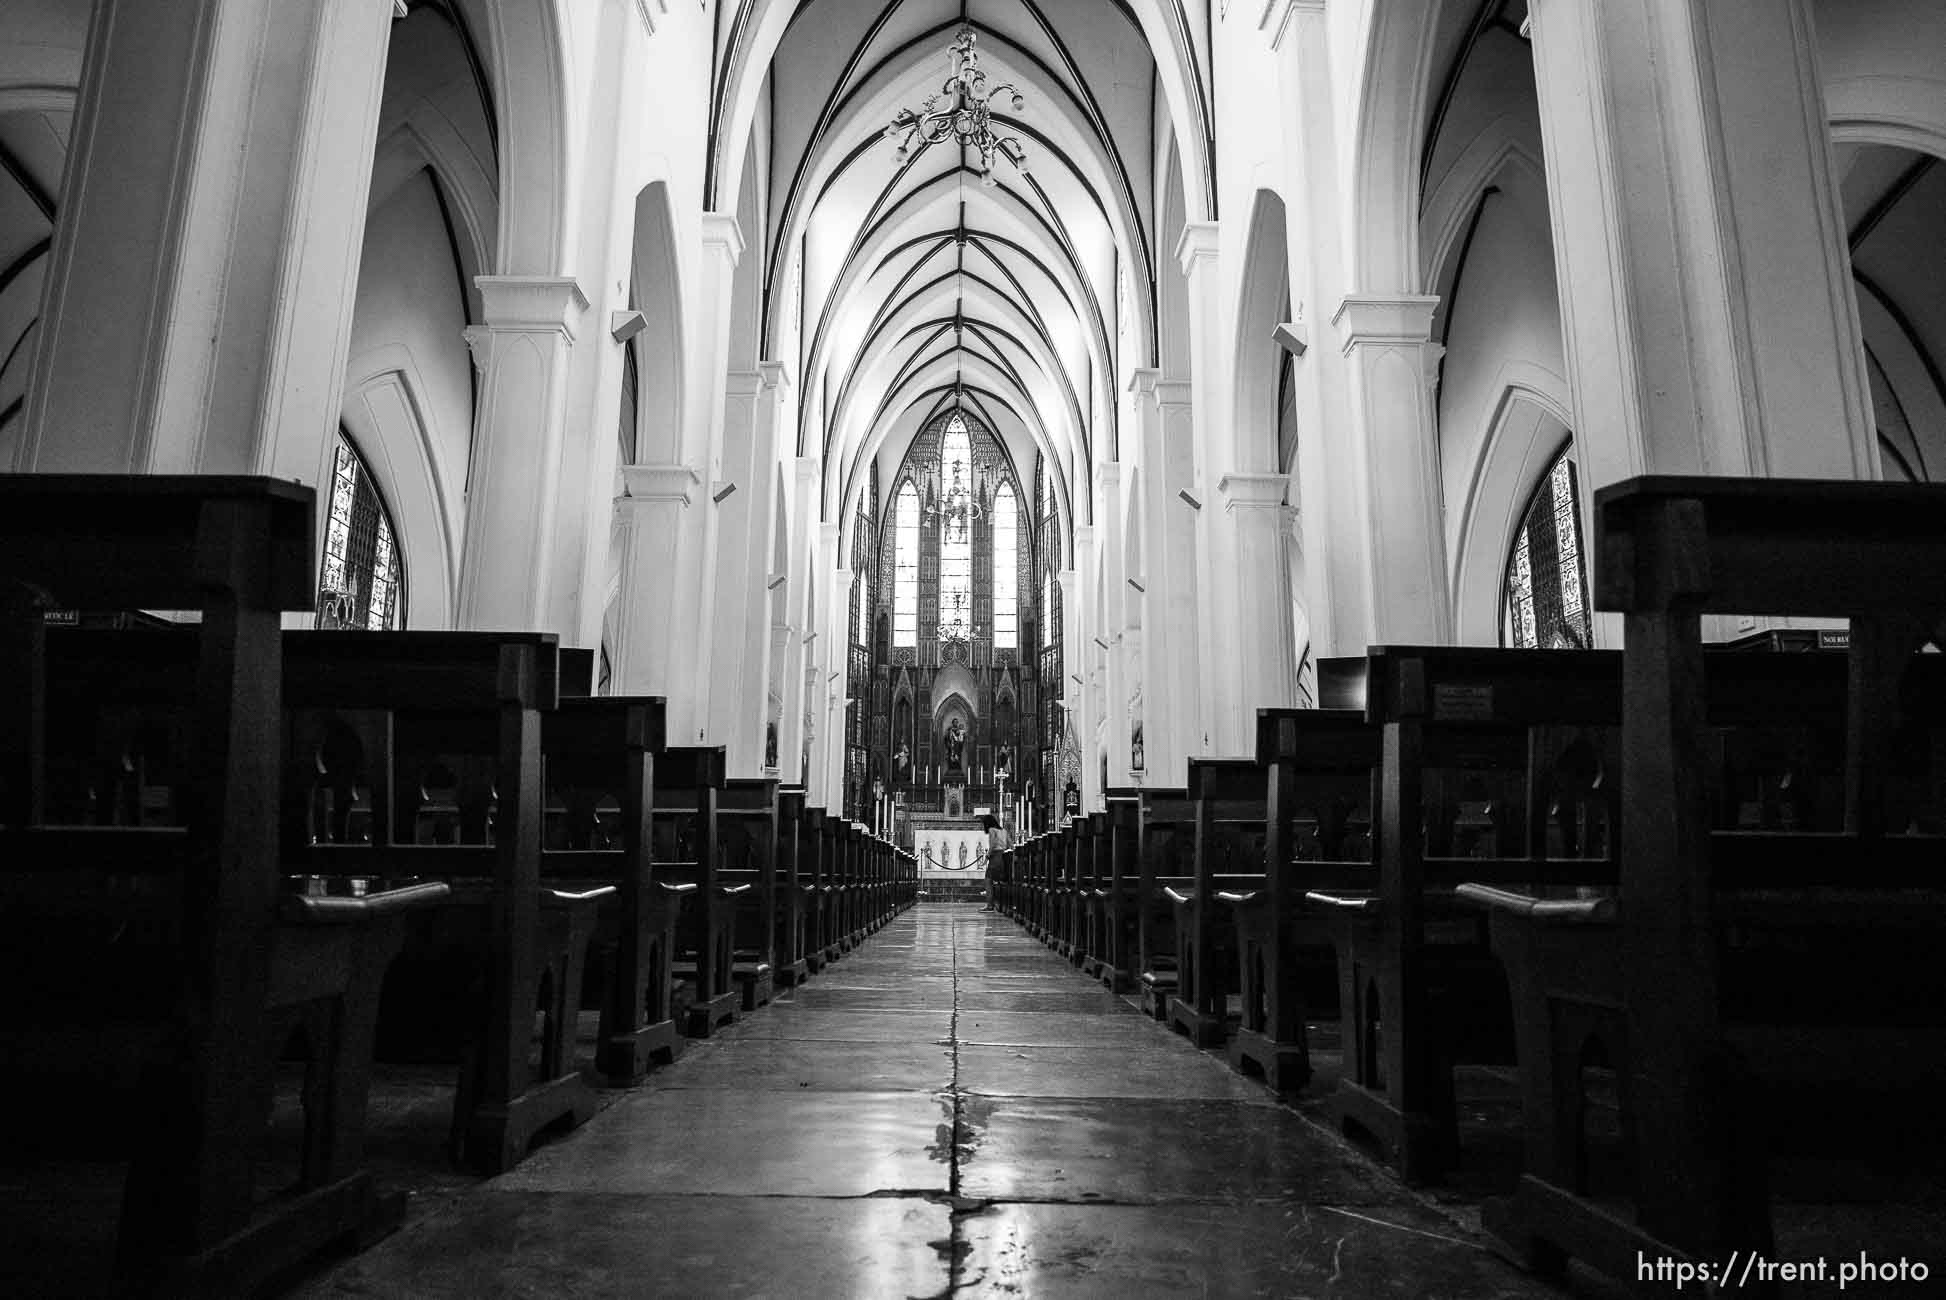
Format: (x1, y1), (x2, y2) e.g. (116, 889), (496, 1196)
(280, 630), (609, 1174)
(1456, 476), (1946, 1291)
(0, 475), (446, 1293)
(536, 693), (685, 1085)
(1216, 706), (1382, 1091)
(1163, 759), (1269, 1049)
(1303, 645), (1624, 1183)
(650, 745), (740, 1036)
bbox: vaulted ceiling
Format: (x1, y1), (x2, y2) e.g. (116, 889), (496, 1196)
(748, 0), (1187, 530)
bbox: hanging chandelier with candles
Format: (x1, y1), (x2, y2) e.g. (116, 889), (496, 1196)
(883, 25), (1028, 186)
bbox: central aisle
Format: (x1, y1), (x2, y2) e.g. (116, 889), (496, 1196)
(299, 905), (1563, 1297)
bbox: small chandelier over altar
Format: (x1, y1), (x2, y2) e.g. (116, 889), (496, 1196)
(883, 25), (1028, 187)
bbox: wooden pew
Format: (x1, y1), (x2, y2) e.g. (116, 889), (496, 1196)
(720, 778), (779, 1011)
(1221, 708), (1381, 1090)
(1165, 759), (1268, 1048)
(1094, 793), (1144, 992)
(0, 475), (447, 1292)
(1133, 789), (1196, 1020)
(801, 806), (831, 973)
(1077, 812), (1112, 977)
(773, 788), (812, 986)
(281, 630), (609, 1174)
(538, 693), (687, 1084)
(651, 745), (741, 1037)
(1462, 476), (1946, 1288)
(1306, 646), (1621, 1182)
(817, 812), (846, 964)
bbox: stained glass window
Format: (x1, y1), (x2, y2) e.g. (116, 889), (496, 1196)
(939, 416), (973, 642)
(993, 482), (1018, 648)
(1501, 447), (1589, 650)
(318, 433), (404, 631)
(893, 482), (919, 646)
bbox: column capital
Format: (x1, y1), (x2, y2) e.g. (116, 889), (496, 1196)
(1332, 294), (1438, 351)
(1126, 367), (1160, 397)
(1259, 0), (1326, 50)
(701, 212), (745, 265)
(462, 324), (492, 373)
(1218, 472), (1291, 510)
(1175, 220), (1220, 278)
(792, 455), (822, 486)
(1154, 378), (1194, 408)
(725, 368), (765, 399)
(620, 462), (700, 504)
(475, 276), (590, 338)
(1072, 524), (1097, 551)
(758, 359), (794, 391)
(1093, 459), (1122, 492)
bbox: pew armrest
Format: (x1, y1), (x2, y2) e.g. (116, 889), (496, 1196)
(546, 885), (619, 904)
(1303, 890), (1375, 912)
(281, 880), (451, 924)
(1215, 890), (1259, 905)
(1162, 886), (1192, 905)
(659, 881), (700, 896)
(720, 883), (754, 897)
(1454, 882), (1615, 923)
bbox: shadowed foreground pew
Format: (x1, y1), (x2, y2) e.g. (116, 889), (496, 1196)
(281, 631), (607, 1173)
(720, 777), (780, 1011)
(1463, 476), (1946, 1293)
(1166, 759), (1267, 1048)
(653, 746), (741, 1036)
(0, 476), (444, 1294)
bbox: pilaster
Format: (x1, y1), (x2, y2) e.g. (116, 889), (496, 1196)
(1218, 472), (1297, 746)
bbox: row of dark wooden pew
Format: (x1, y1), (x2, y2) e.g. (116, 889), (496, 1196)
(990, 476), (1946, 1296)
(0, 475), (915, 1296)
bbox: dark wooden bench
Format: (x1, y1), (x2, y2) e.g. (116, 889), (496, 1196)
(0, 475), (448, 1292)
(652, 745), (740, 1036)
(1166, 759), (1268, 1048)
(538, 694), (686, 1085)
(720, 777), (779, 1012)
(279, 631), (608, 1174)
(1076, 812), (1113, 977)
(799, 806), (830, 973)
(1307, 646), (1622, 1182)
(774, 788), (812, 986)
(1220, 707), (1380, 1090)
(1093, 794), (1144, 992)
(1463, 476), (1946, 1289)
(1132, 789), (1196, 1020)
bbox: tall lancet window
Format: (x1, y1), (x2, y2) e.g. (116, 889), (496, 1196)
(993, 482), (1018, 648)
(1502, 446), (1590, 650)
(939, 415), (974, 642)
(318, 432), (404, 631)
(893, 481), (919, 646)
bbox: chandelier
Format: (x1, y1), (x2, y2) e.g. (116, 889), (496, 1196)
(883, 25), (1028, 186)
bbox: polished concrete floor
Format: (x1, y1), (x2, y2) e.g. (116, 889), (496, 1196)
(294, 905), (1566, 1298)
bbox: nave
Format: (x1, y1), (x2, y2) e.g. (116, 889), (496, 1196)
(294, 905), (1558, 1299)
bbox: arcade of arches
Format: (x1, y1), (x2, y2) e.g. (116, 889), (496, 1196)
(4, 0), (1946, 1290)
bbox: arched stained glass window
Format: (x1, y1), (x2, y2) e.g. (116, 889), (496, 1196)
(939, 415), (973, 642)
(1502, 446), (1590, 650)
(318, 432), (404, 631)
(993, 482), (1018, 648)
(893, 481), (919, 647)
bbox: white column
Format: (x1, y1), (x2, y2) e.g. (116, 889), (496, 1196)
(24, 0), (392, 482)
(1057, 565), (1080, 813)
(1094, 462), (1134, 788)
(777, 457), (822, 787)
(1334, 295), (1452, 644)
(1218, 472), (1297, 744)
(1176, 222), (1228, 753)
(1266, 0), (1365, 659)
(808, 522), (847, 809)
(455, 278), (589, 634)
(1070, 527), (1100, 810)
(1128, 369), (1203, 784)
(614, 464), (706, 735)
(1530, 0), (1875, 485)
(706, 365), (769, 775)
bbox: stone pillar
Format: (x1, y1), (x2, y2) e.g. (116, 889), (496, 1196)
(24, 0), (392, 482)
(1128, 369), (1203, 783)
(1530, 0), (1875, 485)
(613, 464), (705, 734)
(706, 363), (785, 777)
(1094, 463), (1134, 788)
(1070, 528), (1099, 810)
(807, 522), (847, 809)
(1218, 472), (1297, 747)
(1057, 565), (1081, 813)
(1265, 0), (1365, 660)
(1334, 296), (1452, 644)
(777, 457), (822, 788)
(457, 278), (589, 633)
(1176, 223), (1228, 752)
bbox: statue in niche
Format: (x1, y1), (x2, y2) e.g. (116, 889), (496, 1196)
(894, 739), (912, 784)
(1131, 721), (1145, 773)
(764, 722), (778, 772)
(944, 716), (967, 773)
(995, 744), (1011, 776)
